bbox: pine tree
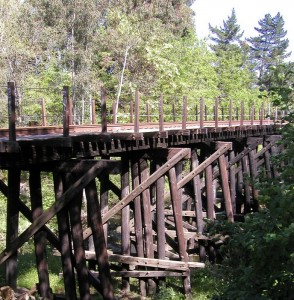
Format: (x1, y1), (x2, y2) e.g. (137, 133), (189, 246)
(209, 8), (244, 52)
(247, 13), (291, 91)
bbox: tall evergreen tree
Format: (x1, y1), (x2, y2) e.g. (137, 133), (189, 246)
(209, 8), (244, 52)
(247, 13), (291, 91)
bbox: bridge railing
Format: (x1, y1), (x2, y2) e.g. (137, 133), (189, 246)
(1, 82), (285, 140)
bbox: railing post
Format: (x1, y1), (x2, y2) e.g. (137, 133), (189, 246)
(214, 97), (219, 128)
(229, 99), (232, 127)
(146, 102), (150, 123)
(182, 96), (187, 130)
(260, 102), (264, 126)
(251, 105), (255, 126)
(172, 103), (176, 122)
(63, 86), (69, 137)
(134, 90), (139, 133)
(159, 94), (164, 132)
(91, 99), (96, 125)
(200, 97), (204, 129)
(41, 98), (47, 126)
(101, 89), (107, 133)
(8, 82), (16, 142)
(240, 101), (244, 126)
(130, 101), (134, 123)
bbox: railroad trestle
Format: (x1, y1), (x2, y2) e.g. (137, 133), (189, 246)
(0, 125), (283, 299)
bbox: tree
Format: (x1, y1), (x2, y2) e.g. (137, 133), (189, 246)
(247, 13), (291, 91)
(209, 8), (244, 53)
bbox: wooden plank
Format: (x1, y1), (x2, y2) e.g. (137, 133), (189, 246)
(110, 270), (189, 278)
(205, 164), (215, 220)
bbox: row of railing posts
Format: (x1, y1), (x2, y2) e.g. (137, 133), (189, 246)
(6, 84), (284, 141)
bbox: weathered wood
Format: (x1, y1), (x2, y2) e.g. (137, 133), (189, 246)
(159, 94), (164, 131)
(101, 89), (107, 133)
(229, 150), (237, 214)
(121, 156), (130, 292)
(83, 148), (191, 240)
(0, 162), (109, 265)
(53, 173), (77, 300)
(111, 271), (189, 277)
(131, 157), (146, 296)
(5, 168), (20, 289)
(217, 145), (234, 222)
(182, 96), (187, 130)
(205, 164), (215, 220)
(242, 155), (251, 213)
(29, 169), (52, 299)
(67, 175), (90, 300)
(85, 180), (114, 300)
(168, 166), (191, 298)
(63, 86), (70, 137)
(134, 90), (140, 133)
(8, 82), (16, 142)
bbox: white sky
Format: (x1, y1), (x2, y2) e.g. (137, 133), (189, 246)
(191, 0), (294, 60)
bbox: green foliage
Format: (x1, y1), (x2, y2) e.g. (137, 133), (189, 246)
(206, 120), (294, 299)
(247, 13), (290, 91)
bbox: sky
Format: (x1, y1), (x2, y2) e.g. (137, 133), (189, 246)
(191, 0), (294, 60)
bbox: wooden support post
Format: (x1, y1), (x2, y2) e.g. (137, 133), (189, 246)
(63, 86), (70, 137)
(131, 158), (146, 296)
(205, 164), (214, 220)
(121, 156), (131, 292)
(69, 97), (73, 125)
(240, 101), (244, 126)
(29, 169), (52, 299)
(200, 97), (204, 129)
(67, 174), (90, 300)
(214, 98), (219, 128)
(101, 89), (107, 133)
(41, 98), (47, 126)
(155, 160), (166, 260)
(168, 167), (191, 298)
(85, 180), (114, 300)
(182, 96), (187, 130)
(248, 148), (259, 211)
(263, 140), (272, 179)
(53, 173), (77, 300)
(217, 143), (234, 222)
(91, 99), (96, 124)
(229, 99), (232, 127)
(140, 158), (156, 295)
(8, 82), (16, 142)
(159, 94), (164, 132)
(191, 150), (205, 261)
(229, 151), (236, 214)
(242, 155), (251, 213)
(134, 90), (140, 133)
(5, 168), (20, 289)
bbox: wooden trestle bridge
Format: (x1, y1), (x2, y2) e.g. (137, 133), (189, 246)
(0, 83), (284, 299)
